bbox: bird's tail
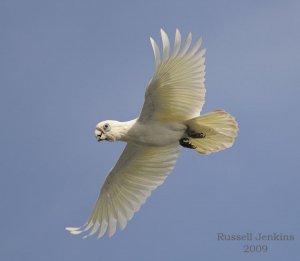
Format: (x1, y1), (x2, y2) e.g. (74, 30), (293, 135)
(183, 110), (238, 155)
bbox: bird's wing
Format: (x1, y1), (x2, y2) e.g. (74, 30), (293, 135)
(139, 29), (206, 122)
(66, 142), (180, 238)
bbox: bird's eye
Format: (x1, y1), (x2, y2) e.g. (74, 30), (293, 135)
(103, 123), (111, 132)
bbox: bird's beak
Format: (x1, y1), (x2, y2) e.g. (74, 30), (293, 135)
(95, 128), (106, 142)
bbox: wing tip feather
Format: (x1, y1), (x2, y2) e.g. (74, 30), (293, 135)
(160, 28), (170, 60)
(150, 37), (161, 67)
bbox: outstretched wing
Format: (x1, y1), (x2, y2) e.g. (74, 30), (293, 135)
(66, 143), (180, 238)
(139, 29), (206, 122)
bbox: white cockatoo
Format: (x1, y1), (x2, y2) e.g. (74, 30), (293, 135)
(66, 29), (238, 239)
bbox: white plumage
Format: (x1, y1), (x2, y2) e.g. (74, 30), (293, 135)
(140, 29), (206, 122)
(66, 29), (238, 239)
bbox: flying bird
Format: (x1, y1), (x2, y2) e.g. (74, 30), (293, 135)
(66, 29), (238, 239)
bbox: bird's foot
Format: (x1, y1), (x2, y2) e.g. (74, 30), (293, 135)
(179, 138), (196, 149)
(187, 129), (206, 139)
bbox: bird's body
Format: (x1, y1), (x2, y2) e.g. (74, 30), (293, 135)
(66, 29), (238, 239)
(114, 119), (186, 146)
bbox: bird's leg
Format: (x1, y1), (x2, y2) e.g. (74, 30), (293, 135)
(179, 127), (207, 149)
(187, 128), (206, 139)
(179, 138), (196, 149)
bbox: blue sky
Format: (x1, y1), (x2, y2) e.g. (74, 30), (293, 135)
(1, 0), (299, 260)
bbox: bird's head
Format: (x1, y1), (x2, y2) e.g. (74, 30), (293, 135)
(95, 120), (125, 142)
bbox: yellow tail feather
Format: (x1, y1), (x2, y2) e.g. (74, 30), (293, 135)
(185, 110), (238, 155)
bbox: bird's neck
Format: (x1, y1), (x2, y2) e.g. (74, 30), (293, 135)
(115, 119), (137, 141)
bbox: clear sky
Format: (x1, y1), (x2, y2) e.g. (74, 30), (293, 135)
(1, 0), (299, 260)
